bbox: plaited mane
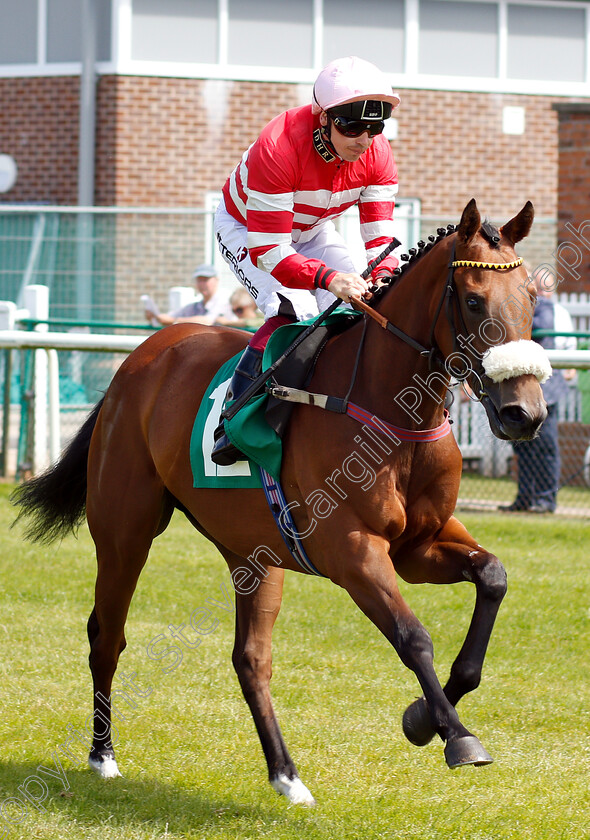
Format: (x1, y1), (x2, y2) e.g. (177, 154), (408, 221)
(370, 217), (504, 307)
(481, 219), (501, 246)
(370, 223), (456, 304)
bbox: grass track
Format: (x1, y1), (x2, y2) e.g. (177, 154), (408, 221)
(0, 482), (589, 839)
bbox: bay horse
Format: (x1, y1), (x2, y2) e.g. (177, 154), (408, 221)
(13, 199), (549, 806)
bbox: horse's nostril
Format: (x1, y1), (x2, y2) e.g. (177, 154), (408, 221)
(500, 405), (528, 426)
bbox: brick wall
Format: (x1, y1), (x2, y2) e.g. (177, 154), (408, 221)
(93, 78), (561, 222)
(0, 74), (576, 229)
(396, 89), (558, 220)
(0, 75), (563, 218)
(0, 76), (80, 204)
(552, 103), (590, 294)
(94, 76), (302, 207)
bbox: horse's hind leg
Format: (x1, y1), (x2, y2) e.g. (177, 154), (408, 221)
(86, 466), (173, 778)
(399, 517), (507, 763)
(228, 561), (315, 805)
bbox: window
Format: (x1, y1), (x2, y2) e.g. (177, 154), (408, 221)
(507, 4), (585, 82)
(132, 0), (217, 63)
(47, 0), (111, 62)
(336, 198), (421, 273)
(0, 0), (37, 64)
(1, 0), (589, 96)
(323, 0), (404, 73)
(419, 0), (498, 77)
(227, 0), (313, 67)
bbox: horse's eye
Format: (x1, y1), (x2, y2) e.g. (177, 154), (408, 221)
(465, 296), (481, 312)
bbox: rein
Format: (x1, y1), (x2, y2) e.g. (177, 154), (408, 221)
(351, 243), (460, 372)
(267, 250), (460, 441)
(351, 295), (434, 359)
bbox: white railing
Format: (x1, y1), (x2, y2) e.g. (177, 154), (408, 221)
(558, 292), (590, 334)
(450, 374), (585, 478)
(0, 286), (149, 473)
(0, 283), (205, 475)
(3, 285), (590, 478)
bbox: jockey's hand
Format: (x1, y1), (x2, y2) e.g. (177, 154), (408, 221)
(327, 272), (372, 302)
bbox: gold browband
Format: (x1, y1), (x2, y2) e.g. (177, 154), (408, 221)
(451, 258), (524, 270)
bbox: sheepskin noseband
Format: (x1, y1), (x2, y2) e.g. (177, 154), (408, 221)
(482, 340), (552, 384)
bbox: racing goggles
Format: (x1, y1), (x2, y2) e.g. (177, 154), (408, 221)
(328, 99), (391, 138)
(330, 115), (385, 138)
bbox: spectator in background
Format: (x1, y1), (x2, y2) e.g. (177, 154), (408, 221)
(144, 264), (234, 326)
(216, 287), (263, 329)
(502, 264), (577, 514)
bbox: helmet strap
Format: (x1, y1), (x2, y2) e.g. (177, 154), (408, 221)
(320, 115), (338, 157)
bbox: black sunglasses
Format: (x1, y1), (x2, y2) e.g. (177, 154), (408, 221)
(331, 115), (385, 138)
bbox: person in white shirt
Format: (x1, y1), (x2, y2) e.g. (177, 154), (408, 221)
(145, 265), (234, 326)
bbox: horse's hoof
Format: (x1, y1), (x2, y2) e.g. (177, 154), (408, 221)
(88, 750), (122, 779)
(402, 696), (436, 746)
(444, 736), (493, 768)
(271, 773), (316, 806)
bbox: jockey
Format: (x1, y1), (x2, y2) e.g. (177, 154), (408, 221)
(212, 55), (401, 465)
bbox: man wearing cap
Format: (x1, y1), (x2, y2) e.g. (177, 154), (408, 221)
(212, 55), (401, 465)
(146, 264), (233, 326)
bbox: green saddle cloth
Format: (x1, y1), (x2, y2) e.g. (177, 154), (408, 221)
(190, 308), (352, 488)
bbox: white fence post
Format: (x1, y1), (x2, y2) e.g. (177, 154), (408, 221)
(47, 349), (61, 463)
(23, 285), (50, 473)
(0, 301), (17, 331)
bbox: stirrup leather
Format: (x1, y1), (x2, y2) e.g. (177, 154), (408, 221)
(211, 346), (263, 465)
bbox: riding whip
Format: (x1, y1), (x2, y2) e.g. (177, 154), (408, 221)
(222, 238), (400, 421)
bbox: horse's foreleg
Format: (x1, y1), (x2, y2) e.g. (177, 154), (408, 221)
(336, 532), (492, 768)
(398, 517), (507, 758)
(230, 562), (315, 805)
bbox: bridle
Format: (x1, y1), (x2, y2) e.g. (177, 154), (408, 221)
(351, 244), (525, 397)
(266, 242), (528, 441)
(451, 258), (523, 270)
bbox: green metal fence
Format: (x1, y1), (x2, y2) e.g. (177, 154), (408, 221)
(0, 206), (219, 323)
(0, 206), (217, 477)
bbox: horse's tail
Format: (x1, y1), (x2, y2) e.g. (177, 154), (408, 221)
(11, 397), (104, 544)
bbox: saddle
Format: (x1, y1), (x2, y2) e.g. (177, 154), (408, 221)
(191, 309), (360, 488)
(264, 311), (360, 438)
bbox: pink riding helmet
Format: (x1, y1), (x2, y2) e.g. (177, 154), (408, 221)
(312, 56), (401, 115)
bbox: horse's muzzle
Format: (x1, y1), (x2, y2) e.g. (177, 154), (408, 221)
(480, 376), (548, 441)
(498, 401), (546, 440)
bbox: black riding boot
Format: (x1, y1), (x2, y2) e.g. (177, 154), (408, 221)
(211, 345), (264, 466)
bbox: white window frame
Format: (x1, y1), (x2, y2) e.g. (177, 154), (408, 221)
(336, 197), (422, 273)
(0, 0), (589, 99)
(406, 0), (590, 95)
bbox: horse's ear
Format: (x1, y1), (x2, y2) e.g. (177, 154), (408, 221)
(457, 198), (481, 245)
(500, 201), (534, 244)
